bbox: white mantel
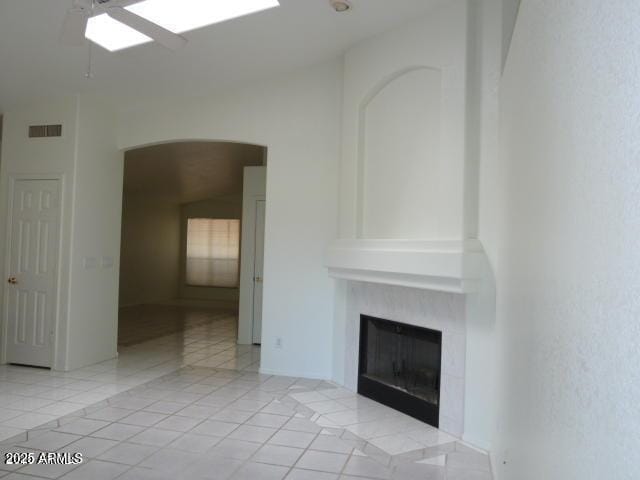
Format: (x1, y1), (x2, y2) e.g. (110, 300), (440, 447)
(325, 239), (486, 293)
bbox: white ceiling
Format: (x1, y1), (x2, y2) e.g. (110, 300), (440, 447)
(124, 141), (265, 204)
(0, 0), (444, 111)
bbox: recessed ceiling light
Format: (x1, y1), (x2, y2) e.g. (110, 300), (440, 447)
(330, 0), (352, 13)
(86, 0), (280, 52)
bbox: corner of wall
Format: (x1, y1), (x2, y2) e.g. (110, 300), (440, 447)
(331, 279), (348, 385)
(65, 95), (122, 370)
(462, 251), (497, 451)
(501, 0), (522, 73)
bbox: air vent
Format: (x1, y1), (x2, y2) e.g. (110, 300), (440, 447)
(29, 125), (62, 138)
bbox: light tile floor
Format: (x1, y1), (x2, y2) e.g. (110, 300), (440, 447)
(117, 304), (236, 347)
(0, 309), (259, 443)
(0, 307), (492, 479)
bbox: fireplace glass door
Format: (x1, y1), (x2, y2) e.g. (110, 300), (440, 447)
(358, 315), (442, 427)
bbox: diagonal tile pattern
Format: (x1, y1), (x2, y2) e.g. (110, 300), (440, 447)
(0, 306), (491, 479)
(0, 366), (492, 479)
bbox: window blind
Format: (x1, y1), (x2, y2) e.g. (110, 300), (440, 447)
(186, 218), (240, 287)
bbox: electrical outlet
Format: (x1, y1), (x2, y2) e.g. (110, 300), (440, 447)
(275, 337), (283, 349)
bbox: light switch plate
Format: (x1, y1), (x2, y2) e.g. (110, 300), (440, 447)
(101, 256), (114, 268)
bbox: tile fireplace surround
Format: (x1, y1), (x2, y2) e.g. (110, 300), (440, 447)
(342, 281), (466, 437)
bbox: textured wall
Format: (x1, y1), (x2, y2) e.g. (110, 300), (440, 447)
(482, 1), (640, 478)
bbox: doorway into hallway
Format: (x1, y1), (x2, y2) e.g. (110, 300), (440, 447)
(117, 141), (267, 352)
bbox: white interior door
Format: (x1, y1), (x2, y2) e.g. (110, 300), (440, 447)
(252, 200), (266, 344)
(4, 179), (61, 368)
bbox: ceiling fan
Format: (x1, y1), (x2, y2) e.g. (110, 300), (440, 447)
(60, 0), (187, 51)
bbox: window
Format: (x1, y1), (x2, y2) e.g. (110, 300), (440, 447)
(186, 218), (240, 287)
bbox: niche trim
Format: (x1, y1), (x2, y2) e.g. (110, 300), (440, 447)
(356, 66), (444, 239)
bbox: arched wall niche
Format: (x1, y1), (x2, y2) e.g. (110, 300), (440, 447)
(356, 66), (444, 239)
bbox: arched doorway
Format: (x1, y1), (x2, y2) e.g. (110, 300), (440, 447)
(117, 140), (268, 371)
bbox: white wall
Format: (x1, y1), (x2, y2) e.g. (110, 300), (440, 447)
(180, 195), (242, 305)
(119, 195), (181, 306)
(501, 0), (522, 71)
(482, 1), (640, 478)
(464, 0), (502, 452)
(0, 96), (123, 371)
(116, 61), (342, 379)
(0, 97), (78, 370)
(66, 96), (122, 370)
(0, 61), (341, 377)
(238, 167), (266, 345)
(339, 1), (469, 240)
(333, 0), (497, 449)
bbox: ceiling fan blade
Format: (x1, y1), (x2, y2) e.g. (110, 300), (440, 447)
(103, 0), (147, 7)
(60, 7), (90, 46)
(105, 6), (187, 51)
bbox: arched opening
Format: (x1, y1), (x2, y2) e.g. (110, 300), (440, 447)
(117, 140), (268, 371)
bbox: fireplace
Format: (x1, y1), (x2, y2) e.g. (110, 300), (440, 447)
(358, 314), (442, 428)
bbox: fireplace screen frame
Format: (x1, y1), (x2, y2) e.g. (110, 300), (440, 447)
(358, 314), (442, 428)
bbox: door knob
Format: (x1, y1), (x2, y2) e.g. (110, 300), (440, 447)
(7, 277), (17, 285)
(254, 276), (262, 283)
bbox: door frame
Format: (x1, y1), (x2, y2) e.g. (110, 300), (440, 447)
(237, 167), (267, 345)
(1, 174), (66, 368)
(251, 198), (266, 344)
